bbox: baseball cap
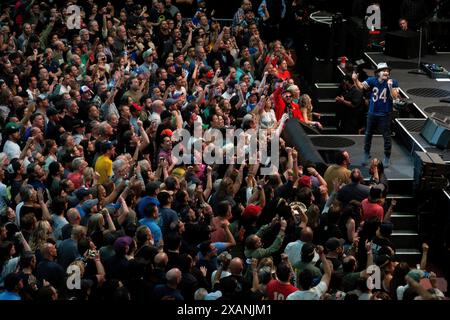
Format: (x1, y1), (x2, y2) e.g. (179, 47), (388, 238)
(81, 199), (98, 211)
(171, 167), (185, 179)
(165, 98), (177, 108)
(102, 141), (115, 153)
(37, 93), (48, 102)
(5, 122), (21, 134)
(142, 48), (153, 59)
(114, 236), (133, 251)
(130, 102), (143, 112)
(325, 237), (345, 252)
(72, 119), (85, 129)
(375, 62), (391, 73)
(80, 85), (93, 94)
(407, 269), (424, 282)
(298, 175), (312, 188)
(75, 187), (91, 200)
(46, 107), (59, 117)
(160, 128), (173, 136)
(242, 204), (262, 219)
(173, 92), (184, 99)
(242, 113), (253, 124)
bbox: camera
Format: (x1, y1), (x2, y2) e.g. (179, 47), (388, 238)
(87, 249), (96, 258)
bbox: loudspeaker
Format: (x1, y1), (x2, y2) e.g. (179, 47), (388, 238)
(282, 119), (328, 175)
(413, 151), (449, 191)
(385, 30), (420, 59)
(421, 117), (440, 143)
(421, 117), (450, 149)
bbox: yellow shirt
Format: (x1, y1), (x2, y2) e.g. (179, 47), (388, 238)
(95, 155), (113, 185)
(324, 164), (351, 194)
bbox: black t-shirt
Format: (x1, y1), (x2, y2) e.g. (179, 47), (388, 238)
(20, 205), (43, 222)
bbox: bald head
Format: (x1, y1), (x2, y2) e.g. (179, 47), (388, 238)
(300, 227), (314, 242)
(229, 257), (244, 275)
(166, 268), (182, 286)
(40, 243), (57, 260)
(152, 100), (164, 113)
(154, 252), (168, 268)
(67, 208), (81, 225)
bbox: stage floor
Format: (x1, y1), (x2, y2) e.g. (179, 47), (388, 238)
(311, 135), (414, 180)
(364, 52), (450, 116)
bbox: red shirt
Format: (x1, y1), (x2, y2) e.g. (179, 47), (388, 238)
(67, 172), (83, 190)
(273, 86), (305, 123)
(266, 279), (298, 300)
(361, 198), (384, 221)
(277, 70), (291, 81)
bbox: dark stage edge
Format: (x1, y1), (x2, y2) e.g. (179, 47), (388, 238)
(364, 52), (450, 117)
(311, 135), (414, 180)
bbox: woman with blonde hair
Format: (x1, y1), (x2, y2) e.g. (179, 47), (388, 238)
(29, 220), (53, 252)
(299, 94), (323, 130)
(254, 95), (277, 131)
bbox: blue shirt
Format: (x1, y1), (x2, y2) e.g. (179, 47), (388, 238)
(139, 218), (162, 245)
(0, 291), (21, 300)
(136, 196), (160, 219)
(159, 207), (179, 234)
(363, 76), (398, 116)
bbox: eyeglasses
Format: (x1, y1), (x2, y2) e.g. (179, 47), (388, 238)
(285, 95), (292, 98)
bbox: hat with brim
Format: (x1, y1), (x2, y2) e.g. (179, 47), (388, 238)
(5, 122), (21, 134)
(81, 199), (99, 211)
(289, 201), (307, 215)
(46, 107), (59, 117)
(375, 62), (391, 73)
(143, 48), (153, 59)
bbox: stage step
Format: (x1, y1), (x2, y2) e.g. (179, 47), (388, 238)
(319, 112), (338, 127)
(386, 180), (414, 197)
(316, 98), (337, 113)
(391, 230), (419, 248)
(395, 248), (422, 266)
(386, 194), (416, 212)
(390, 212), (418, 230)
(321, 126), (338, 134)
(314, 83), (341, 99)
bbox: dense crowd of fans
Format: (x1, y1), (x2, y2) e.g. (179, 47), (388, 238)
(0, 0), (444, 301)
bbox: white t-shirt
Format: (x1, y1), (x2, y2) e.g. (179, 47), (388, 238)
(3, 140), (21, 160)
(259, 109), (277, 129)
(0, 182), (8, 210)
(287, 281), (328, 300)
(149, 112), (161, 126)
(284, 240), (320, 266)
(211, 270), (231, 285)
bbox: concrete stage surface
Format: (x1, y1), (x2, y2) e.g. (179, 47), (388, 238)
(310, 135), (414, 180)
